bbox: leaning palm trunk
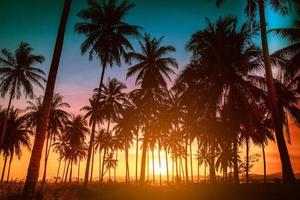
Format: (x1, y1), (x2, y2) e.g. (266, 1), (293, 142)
(258, 0), (295, 183)
(90, 145), (95, 182)
(62, 160), (67, 183)
(55, 159), (61, 183)
(1, 154), (8, 182)
(69, 160), (73, 182)
(0, 85), (14, 147)
(22, 1), (72, 199)
(64, 160), (70, 183)
(42, 132), (53, 183)
(6, 155), (13, 183)
(84, 65), (107, 187)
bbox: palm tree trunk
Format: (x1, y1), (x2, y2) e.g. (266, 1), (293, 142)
(55, 159), (61, 183)
(204, 162), (206, 183)
(175, 158), (179, 182)
(140, 132), (149, 183)
(84, 64), (107, 188)
(90, 145), (95, 182)
(22, 1), (72, 198)
(262, 144), (267, 183)
(165, 149), (169, 183)
(101, 148), (107, 182)
(126, 142), (130, 182)
(180, 158), (185, 181)
(258, 0), (295, 183)
(114, 150), (117, 182)
(152, 148), (155, 183)
(135, 133), (139, 182)
(42, 131), (51, 183)
(69, 159), (73, 182)
(0, 83), (15, 147)
(246, 137), (249, 183)
(78, 160), (80, 183)
(99, 148), (101, 182)
(6, 154), (13, 183)
(233, 138), (239, 184)
(84, 121), (96, 186)
(158, 143), (162, 185)
(209, 142), (216, 183)
(1, 154), (8, 182)
(147, 147), (150, 181)
(189, 137), (193, 182)
(62, 160), (67, 183)
(185, 136), (189, 182)
(197, 139), (200, 182)
(64, 160), (70, 183)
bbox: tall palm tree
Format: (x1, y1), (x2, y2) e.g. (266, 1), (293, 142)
(216, 0), (296, 183)
(0, 108), (31, 182)
(126, 33), (178, 183)
(0, 42), (46, 147)
(177, 16), (267, 183)
(75, 0), (141, 187)
(195, 146), (210, 182)
(24, 94), (70, 183)
(94, 128), (106, 181)
(22, 0), (72, 198)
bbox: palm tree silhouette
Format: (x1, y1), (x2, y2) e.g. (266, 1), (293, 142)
(75, 0), (141, 187)
(177, 16), (268, 183)
(22, 0), (72, 197)
(0, 42), (46, 147)
(195, 146), (210, 182)
(103, 152), (118, 181)
(0, 108), (31, 182)
(126, 33), (178, 183)
(24, 94), (70, 183)
(217, 0), (296, 183)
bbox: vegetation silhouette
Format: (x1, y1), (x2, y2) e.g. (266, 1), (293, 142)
(0, 0), (299, 200)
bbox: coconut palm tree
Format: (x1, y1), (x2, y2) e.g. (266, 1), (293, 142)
(75, 0), (141, 186)
(22, 0), (72, 198)
(195, 146), (210, 182)
(177, 16), (269, 183)
(126, 33), (178, 183)
(0, 42), (46, 147)
(94, 128), (106, 181)
(24, 94), (70, 183)
(216, 0), (296, 183)
(0, 108), (31, 182)
(103, 152), (118, 181)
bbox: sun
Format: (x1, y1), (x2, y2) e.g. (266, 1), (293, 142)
(149, 159), (169, 176)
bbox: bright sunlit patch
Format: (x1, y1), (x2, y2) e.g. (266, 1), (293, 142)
(149, 158), (168, 176)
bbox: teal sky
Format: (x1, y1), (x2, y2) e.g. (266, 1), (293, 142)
(0, 0), (296, 112)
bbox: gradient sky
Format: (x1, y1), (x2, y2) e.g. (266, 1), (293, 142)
(0, 0), (299, 180)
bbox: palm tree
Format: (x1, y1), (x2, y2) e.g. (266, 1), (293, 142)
(177, 16), (268, 183)
(24, 94), (70, 183)
(94, 128), (106, 181)
(22, 0), (72, 198)
(75, 0), (140, 187)
(103, 152), (118, 181)
(0, 108), (31, 182)
(126, 33), (178, 183)
(0, 42), (46, 147)
(216, 0), (296, 183)
(195, 146), (210, 182)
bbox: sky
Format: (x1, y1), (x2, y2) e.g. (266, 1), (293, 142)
(0, 0), (299, 181)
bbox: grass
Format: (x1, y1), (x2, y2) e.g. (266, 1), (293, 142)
(1, 182), (300, 200)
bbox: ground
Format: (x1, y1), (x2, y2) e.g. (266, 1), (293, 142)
(1, 183), (300, 200)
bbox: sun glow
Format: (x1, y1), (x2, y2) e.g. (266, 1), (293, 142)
(149, 158), (170, 176)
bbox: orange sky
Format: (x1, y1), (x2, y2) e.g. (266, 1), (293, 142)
(1, 122), (299, 182)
